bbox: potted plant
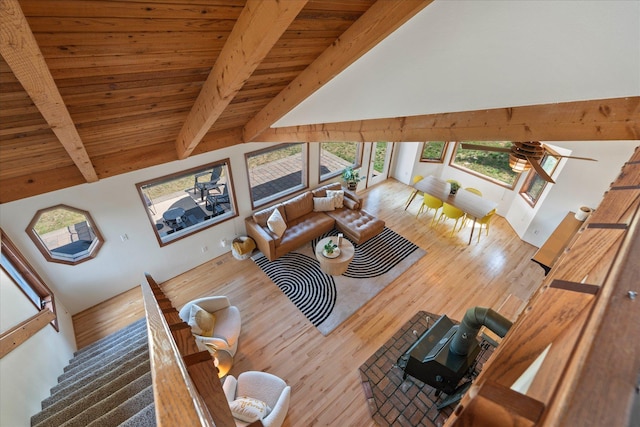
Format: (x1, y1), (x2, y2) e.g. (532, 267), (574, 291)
(323, 239), (339, 257)
(449, 180), (461, 195)
(342, 166), (363, 190)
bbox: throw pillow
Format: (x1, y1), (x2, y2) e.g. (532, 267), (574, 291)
(267, 208), (287, 238)
(313, 196), (335, 212)
(229, 397), (271, 422)
(188, 304), (216, 337)
(326, 189), (345, 209)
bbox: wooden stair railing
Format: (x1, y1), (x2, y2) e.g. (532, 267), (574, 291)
(141, 273), (236, 427)
(445, 146), (640, 427)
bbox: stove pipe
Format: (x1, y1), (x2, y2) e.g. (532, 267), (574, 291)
(450, 306), (512, 356)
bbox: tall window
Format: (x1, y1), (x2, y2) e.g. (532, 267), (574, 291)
(319, 142), (362, 182)
(450, 142), (521, 189)
(519, 153), (560, 206)
(137, 159), (237, 246)
(246, 143), (308, 208)
(420, 141), (448, 163)
(1, 229), (57, 330)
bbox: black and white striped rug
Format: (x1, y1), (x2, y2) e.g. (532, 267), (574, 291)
(252, 228), (426, 335)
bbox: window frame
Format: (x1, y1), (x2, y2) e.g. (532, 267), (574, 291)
(1, 229), (58, 331)
(318, 142), (363, 183)
(26, 205), (104, 266)
(245, 143), (309, 209)
(449, 142), (522, 189)
(519, 150), (561, 207)
(136, 159), (238, 247)
(420, 141), (449, 163)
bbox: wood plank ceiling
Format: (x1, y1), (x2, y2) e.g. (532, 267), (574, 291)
(0, 0), (638, 203)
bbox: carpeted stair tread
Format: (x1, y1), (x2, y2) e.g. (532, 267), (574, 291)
(71, 319), (145, 360)
(62, 328), (147, 379)
(38, 352), (150, 418)
(66, 324), (147, 372)
(118, 401), (156, 427)
(36, 372), (152, 427)
(34, 317), (156, 427)
(56, 336), (148, 385)
(85, 385), (154, 427)
(49, 343), (148, 402)
(33, 359), (151, 426)
(72, 318), (146, 358)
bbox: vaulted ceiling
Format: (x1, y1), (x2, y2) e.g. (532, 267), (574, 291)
(1, 0), (638, 204)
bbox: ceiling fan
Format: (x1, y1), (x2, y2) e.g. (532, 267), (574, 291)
(459, 141), (597, 184)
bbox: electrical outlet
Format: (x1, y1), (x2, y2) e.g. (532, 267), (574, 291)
(120, 234), (129, 242)
(201, 246), (208, 253)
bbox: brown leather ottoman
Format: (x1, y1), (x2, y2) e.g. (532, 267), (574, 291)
(328, 209), (385, 244)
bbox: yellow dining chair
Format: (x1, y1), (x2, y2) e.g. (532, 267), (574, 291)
(464, 187), (482, 196)
(436, 203), (465, 236)
(474, 209), (496, 242)
(405, 175), (424, 206)
(416, 193), (443, 225)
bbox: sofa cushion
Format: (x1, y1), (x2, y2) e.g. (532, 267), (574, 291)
(312, 182), (342, 198)
(253, 204), (285, 227)
(313, 197), (335, 212)
(283, 191), (313, 222)
(276, 212), (335, 255)
(328, 208), (385, 244)
(343, 197), (358, 210)
(267, 208), (287, 238)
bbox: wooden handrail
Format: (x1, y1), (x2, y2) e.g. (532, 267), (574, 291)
(0, 308), (56, 359)
(141, 273), (236, 427)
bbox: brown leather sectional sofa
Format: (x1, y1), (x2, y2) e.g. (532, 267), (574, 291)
(245, 182), (385, 261)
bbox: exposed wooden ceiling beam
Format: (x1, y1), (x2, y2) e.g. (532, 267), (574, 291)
(0, 0), (98, 183)
(175, 0), (308, 160)
(256, 97), (640, 143)
(242, 0), (434, 143)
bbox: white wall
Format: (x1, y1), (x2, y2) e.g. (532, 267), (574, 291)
(519, 141), (639, 247)
(276, 0), (639, 126)
(0, 144), (251, 314)
(1, 269), (76, 427)
(0, 141), (346, 316)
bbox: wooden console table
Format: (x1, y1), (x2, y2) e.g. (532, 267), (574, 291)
(531, 212), (583, 275)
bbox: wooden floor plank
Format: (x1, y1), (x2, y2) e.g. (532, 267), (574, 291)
(72, 178), (546, 426)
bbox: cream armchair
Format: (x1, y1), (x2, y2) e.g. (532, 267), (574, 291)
(178, 296), (241, 356)
(223, 371), (291, 427)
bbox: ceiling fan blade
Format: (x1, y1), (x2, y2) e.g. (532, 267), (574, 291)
(557, 155), (598, 161)
(460, 143), (511, 153)
(527, 156), (555, 183)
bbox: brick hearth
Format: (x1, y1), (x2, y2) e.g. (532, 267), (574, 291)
(359, 311), (494, 426)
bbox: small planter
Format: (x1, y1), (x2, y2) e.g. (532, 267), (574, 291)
(448, 181), (461, 195)
(342, 166), (362, 191)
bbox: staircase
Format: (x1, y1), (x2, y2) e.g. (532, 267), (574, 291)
(31, 319), (156, 427)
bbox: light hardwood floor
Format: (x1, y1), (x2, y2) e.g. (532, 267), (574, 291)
(73, 179), (546, 426)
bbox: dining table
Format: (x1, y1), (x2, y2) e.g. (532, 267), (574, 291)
(406, 176), (498, 244)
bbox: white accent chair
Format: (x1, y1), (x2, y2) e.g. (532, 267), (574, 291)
(223, 371), (291, 427)
(178, 296), (241, 356)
